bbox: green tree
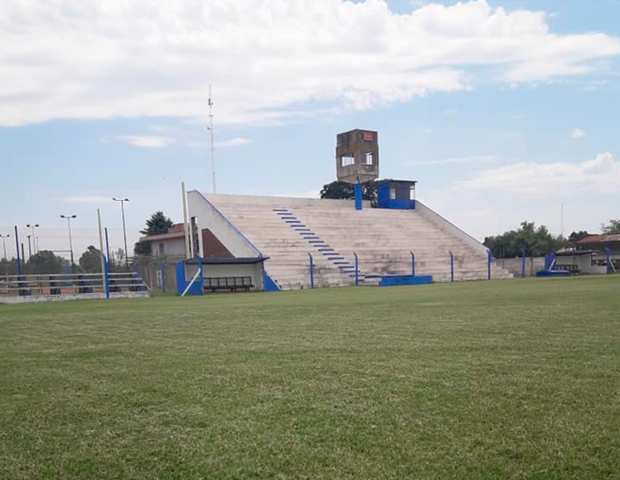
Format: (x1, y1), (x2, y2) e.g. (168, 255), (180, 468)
(140, 211), (173, 236)
(133, 241), (152, 256)
(601, 219), (620, 234)
(320, 181), (377, 203)
(484, 222), (567, 258)
(79, 246), (102, 273)
(27, 251), (68, 275)
(0, 258), (19, 276)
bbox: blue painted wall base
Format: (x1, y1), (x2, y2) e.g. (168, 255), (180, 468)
(175, 258), (204, 296)
(378, 275), (433, 287)
(263, 270), (281, 292)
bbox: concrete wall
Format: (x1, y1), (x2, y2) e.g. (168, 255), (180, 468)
(188, 191), (261, 257)
(496, 257), (546, 277)
(151, 237), (185, 257)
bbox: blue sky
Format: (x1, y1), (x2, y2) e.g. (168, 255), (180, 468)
(1, 0), (619, 259)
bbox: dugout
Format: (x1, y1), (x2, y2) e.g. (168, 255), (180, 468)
(175, 256), (270, 295)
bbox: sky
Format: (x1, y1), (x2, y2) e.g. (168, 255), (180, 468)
(1, 0), (619, 260)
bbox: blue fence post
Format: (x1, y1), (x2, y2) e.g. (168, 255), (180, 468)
(103, 254), (110, 299)
(354, 183), (363, 211)
(160, 260), (166, 293)
(521, 249), (526, 279)
(354, 252), (359, 286)
(104, 227), (111, 270)
(308, 252), (314, 289)
(410, 251), (415, 277)
(487, 250), (492, 281)
(449, 251), (454, 283)
(606, 248), (611, 274)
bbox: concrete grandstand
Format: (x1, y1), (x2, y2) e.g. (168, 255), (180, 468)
(186, 191), (513, 290)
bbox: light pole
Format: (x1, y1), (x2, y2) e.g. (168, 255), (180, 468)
(0, 234), (9, 260)
(60, 215), (76, 272)
(26, 235), (32, 260)
(26, 224), (40, 253)
(112, 198), (130, 266)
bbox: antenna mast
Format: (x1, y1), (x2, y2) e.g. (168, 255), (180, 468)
(208, 84), (216, 194)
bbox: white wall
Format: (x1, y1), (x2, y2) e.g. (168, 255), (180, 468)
(187, 190), (260, 258)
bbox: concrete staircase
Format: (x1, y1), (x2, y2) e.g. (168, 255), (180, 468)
(202, 194), (513, 290)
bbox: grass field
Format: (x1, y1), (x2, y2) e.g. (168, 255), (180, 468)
(1, 276), (619, 479)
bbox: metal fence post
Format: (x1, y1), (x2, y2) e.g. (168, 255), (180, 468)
(308, 253), (314, 289)
(354, 252), (359, 286)
(606, 248), (611, 274)
(487, 250), (492, 281)
(449, 251), (454, 283)
(521, 250), (526, 278)
(103, 255), (110, 299)
(410, 250), (415, 277)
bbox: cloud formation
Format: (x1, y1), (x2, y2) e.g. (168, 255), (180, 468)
(460, 152), (619, 197)
(570, 128), (586, 139)
(1, 0), (619, 127)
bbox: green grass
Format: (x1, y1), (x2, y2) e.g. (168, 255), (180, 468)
(1, 276), (619, 479)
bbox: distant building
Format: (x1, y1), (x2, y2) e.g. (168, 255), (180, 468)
(138, 223), (185, 259)
(577, 234), (620, 255)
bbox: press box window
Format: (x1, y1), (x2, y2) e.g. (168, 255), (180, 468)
(363, 152), (374, 165)
(340, 155), (355, 167)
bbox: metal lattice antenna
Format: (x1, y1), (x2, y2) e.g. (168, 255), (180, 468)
(208, 85), (216, 194)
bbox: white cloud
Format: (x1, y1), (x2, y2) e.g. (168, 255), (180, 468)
(0, 0), (618, 127)
(111, 135), (175, 148)
(460, 152), (618, 197)
(571, 128), (586, 139)
(214, 137), (251, 148)
(411, 155), (499, 165)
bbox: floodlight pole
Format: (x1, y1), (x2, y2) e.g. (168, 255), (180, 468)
(208, 84), (216, 194)
(113, 197), (130, 266)
(26, 224), (40, 254)
(26, 235), (32, 260)
(60, 215), (77, 272)
(0, 234), (9, 261)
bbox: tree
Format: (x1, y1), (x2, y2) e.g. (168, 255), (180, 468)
(0, 258), (19, 276)
(484, 221), (567, 258)
(140, 211), (173, 236)
(27, 251), (68, 275)
(79, 246), (102, 273)
(320, 181), (377, 203)
(134, 241), (152, 256)
(601, 219), (620, 235)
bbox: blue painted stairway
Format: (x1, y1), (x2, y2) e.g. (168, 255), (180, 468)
(272, 208), (379, 285)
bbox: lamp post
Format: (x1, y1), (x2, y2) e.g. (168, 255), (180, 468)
(26, 235), (32, 260)
(0, 234), (9, 260)
(112, 197), (130, 266)
(60, 215), (77, 272)
(26, 224), (40, 254)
